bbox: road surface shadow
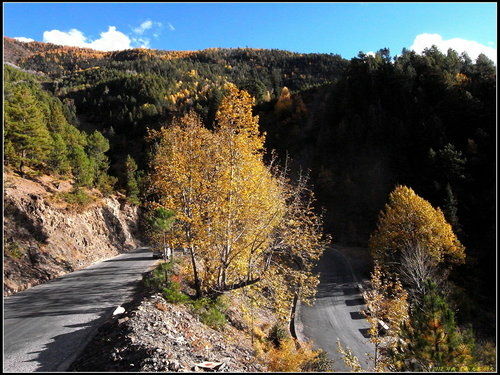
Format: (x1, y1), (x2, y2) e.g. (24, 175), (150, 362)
(359, 328), (371, 339)
(345, 297), (365, 306)
(343, 287), (359, 295)
(4, 280), (138, 318)
(104, 256), (153, 262)
(349, 311), (366, 320)
(26, 312), (108, 371)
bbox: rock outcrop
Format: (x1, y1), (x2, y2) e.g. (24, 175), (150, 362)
(3, 172), (143, 296)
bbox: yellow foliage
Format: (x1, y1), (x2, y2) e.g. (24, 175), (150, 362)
(337, 340), (363, 372)
(265, 338), (318, 372)
(369, 185), (465, 265)
(147, 85), (328, 305)
(274, 86), (293, 113)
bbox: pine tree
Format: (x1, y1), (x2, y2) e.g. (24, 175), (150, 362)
(125, 154), (140, 204)
(443, 183), (462, 235)
(48, 133), (71, 175)
(70, 145), (93, 187)
(4, 86), (53, 174)
(148, 207), (176, 260)
(86, 130), (110, 186)
(392, 281), (475, 371)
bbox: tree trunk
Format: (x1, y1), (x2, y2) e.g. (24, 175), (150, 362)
(189, 246), (202, 298)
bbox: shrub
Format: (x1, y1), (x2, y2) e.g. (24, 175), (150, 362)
(266, 337), (318, 372)
(302, 349), (334, 372)
(189, 297), (228, 330)
(163, 281), (190, 304)
(59, 188), (94, 208)
(144, 261), (174, 291)
(145, 261), (191, 303)
(267, 322), (290, 348)
(5, 241), (25, 259)
(96, 174), (117, 197)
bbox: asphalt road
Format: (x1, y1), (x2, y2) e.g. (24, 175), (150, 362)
(3, 248), (157, 373)
(296, 246), (375, 371)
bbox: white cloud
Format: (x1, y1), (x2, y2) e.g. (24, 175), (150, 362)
(168, 22), (175, 31)
(89, 26), (131, 51)
(132, 37), (151, 49)
(14, 37), (35, 43)
(410, 33), (496, 64)
(43, 26), (131, 51)
(133, 20), (153, 34)
(130, 20), (163, 47)
(43, 28), (87, 47)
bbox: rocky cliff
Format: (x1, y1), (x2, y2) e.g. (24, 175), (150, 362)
(3, 172), (143, 296)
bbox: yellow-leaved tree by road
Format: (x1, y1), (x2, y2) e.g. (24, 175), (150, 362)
(147, 83), (329, 318)
(369, 185), (465, 300)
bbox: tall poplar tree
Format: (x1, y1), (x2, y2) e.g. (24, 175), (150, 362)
(147, 85), (328, 314)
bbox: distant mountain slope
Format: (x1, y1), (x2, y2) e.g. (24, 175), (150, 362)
(4, 36), (63, 64)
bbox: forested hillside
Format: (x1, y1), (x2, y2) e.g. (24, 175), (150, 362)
(4, 36), (495, 352)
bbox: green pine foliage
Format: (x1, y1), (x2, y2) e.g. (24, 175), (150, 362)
(4, 64), (114, 196)
(124, 154), (140, 204)
(4, 85), (53, 173)
(70, 145), (94, 187)
(48, 133), (71, 175)
(391, 281), (476, 371)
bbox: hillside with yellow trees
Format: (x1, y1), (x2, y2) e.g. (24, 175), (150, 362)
(4, 36), (496, 371)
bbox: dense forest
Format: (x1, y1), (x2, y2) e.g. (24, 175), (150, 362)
(3, 36), (496, 362)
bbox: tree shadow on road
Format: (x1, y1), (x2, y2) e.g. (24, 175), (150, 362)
(25, 311), (109, 371)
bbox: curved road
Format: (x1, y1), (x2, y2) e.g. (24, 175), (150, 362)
(3, 248), (157, 372)
(296, 246), (375, 371)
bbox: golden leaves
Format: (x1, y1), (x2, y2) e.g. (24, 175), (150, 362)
(147, 86), (328, 308)
(369, 185), (465, 265)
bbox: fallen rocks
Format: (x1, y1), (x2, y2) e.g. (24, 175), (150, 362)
(69, 292), (267, 372)
(113, 306), (126, 316)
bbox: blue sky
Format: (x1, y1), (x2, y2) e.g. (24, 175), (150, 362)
(3, 2), (497, 63)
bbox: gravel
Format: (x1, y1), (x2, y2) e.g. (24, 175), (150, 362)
(69, 291), (267, 372)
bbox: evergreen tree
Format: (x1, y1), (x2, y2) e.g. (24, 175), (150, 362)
(70, 145), (93, 187)
(443, 183), (462, 235)
(46, 98), (69, 134)
(148, 207), (176, 260)
(86, 130), (110, 186)
(4, 86), (53, 173)
(48, 133), (71, 175)
(4, 139), (17, 168)
(124, 154), (140, 204)
(392, 281), (475, 371)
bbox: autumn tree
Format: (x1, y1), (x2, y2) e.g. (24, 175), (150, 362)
(147, 84), (328, 314)
(361, 262), (409, 371)
(147, 112), (218, 298)
(337, 263), (409, 372)
(369, 185), (465, 300)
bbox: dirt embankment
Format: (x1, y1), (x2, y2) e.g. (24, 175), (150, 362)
(3, 171), (143, 296)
